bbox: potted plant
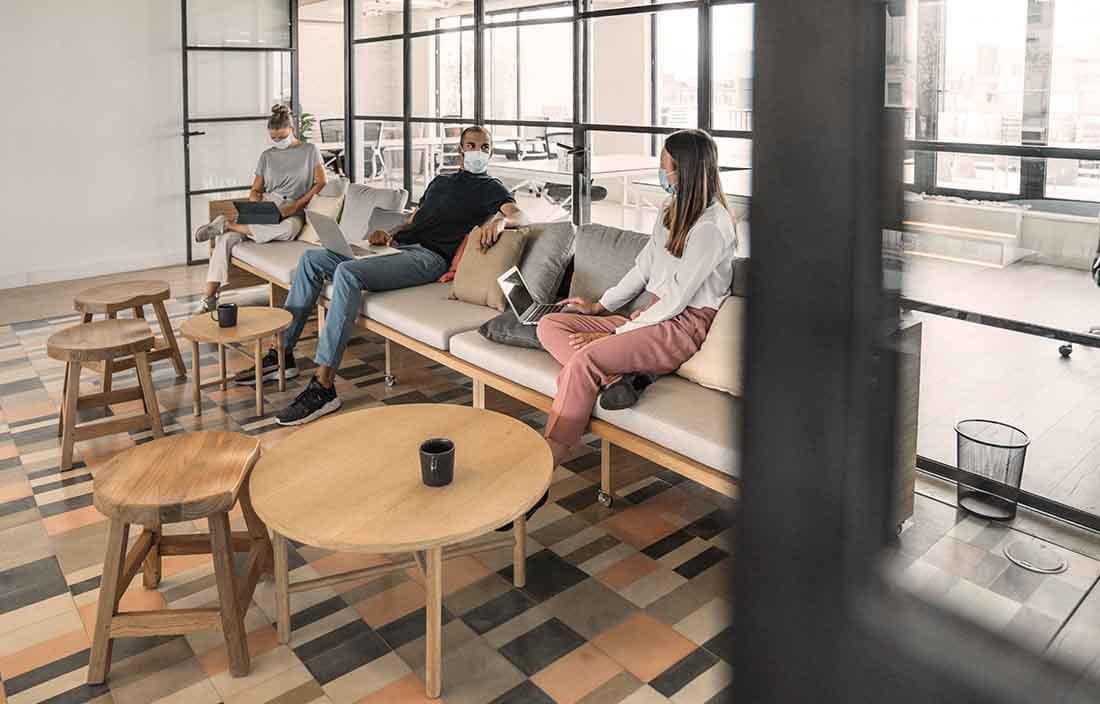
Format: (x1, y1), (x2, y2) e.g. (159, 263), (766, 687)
(298, 112), (315, 142)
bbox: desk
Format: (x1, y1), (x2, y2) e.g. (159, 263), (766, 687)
(492, 154), (660, 226)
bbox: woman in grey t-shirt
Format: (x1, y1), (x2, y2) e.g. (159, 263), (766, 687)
(192, 104), (326, 312)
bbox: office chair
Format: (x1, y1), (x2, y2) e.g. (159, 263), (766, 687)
(318, 119), (345, 175)
(362, 120), (387, 183)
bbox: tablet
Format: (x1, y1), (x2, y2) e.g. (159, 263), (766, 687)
(233, 200), (282, 225)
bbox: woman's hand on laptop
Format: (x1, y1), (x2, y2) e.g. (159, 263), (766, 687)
(367, 230), (393, 246)
(556, 297), (605, 316)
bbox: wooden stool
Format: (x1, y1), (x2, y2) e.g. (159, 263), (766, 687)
(74, 280), (188, 389)
(47, 319), (165, 471)
(87, 432), (271, 685)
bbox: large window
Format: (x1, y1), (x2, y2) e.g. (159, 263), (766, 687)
(1046, 0), (1100, 201)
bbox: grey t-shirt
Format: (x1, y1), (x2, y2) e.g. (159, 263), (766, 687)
(255, 143), (322, 204)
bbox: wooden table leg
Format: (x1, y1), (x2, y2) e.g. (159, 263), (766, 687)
(277, 338), (286, 393)
(513, 515), (527, 588)
(218, 344), (227, 391)
(100, 356), (113, 394)
(425, 545), (443, 699)
(191, 341), (202, 417)
(273, 532), (290, 644)
(254, 340), (264, 417)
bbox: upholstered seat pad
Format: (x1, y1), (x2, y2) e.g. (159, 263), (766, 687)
(365, 284), (498, 350)
(233, 241), (317, 286)
(447, 331), (740, 476)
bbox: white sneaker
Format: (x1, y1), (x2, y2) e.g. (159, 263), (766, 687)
(193, 295), (218, 314)
(194, 215), (227, 243)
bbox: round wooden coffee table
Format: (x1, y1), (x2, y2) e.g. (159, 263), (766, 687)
(249, 404), (553, 699)
(180, 307), (292, 418)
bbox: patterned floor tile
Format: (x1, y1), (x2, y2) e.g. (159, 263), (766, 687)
(591, 613), (697, 684)
(529, 643), (623, 704)
(498, 618), (586, 677)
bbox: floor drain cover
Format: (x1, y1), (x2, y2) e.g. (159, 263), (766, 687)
(1004, 540), (1068, 574)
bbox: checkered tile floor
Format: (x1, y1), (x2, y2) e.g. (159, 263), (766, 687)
(4, 295), (1100, 702)
(0, 297), (735, 704)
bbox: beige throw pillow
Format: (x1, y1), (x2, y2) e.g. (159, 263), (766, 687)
(676, 296), (745, 396)
(298, 194), (345, 245)
(450, 229), (530, 310)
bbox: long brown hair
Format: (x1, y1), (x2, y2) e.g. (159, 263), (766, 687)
(660, 129), (729, 258)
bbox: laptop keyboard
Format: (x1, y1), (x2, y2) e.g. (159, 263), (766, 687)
(522, 303), (565, 322)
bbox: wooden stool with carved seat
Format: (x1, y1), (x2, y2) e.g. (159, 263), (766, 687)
(47, 319), (165, 471)
(87, 432), (272, 685)
(74, 280), (188, 390)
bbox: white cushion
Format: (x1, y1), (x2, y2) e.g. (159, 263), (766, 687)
(448, 331), (740, 476)
(593, 376), (740, 477)
(365, 284), (497, 350)
(233, 241), (317, 285)
(449, 331), (559, 396)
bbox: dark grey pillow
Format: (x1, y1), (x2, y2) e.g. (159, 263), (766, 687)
(732, 256), (749, 297)
(478, 312), (544, 349)
(518, 221), (575, 304)
(569, 223), (651, 313)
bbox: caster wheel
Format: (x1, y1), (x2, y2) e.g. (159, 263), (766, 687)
(1059, 344), (1072, 358)
(384, 375), (398, 387)
(597, 490), (613, 508)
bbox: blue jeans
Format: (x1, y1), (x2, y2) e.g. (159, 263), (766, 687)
(282, 245), (448, 368)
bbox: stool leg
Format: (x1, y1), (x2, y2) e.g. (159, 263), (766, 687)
(82, 313), (93, 324)
(57, 362), (70, 438)
(101, 356), (113, 395)
(132, 306), (145, 320)
(237, 481), (273, 612)
(60, 362), (81, 471)
(153, 300), (187, 379)
(134, 352), (163, 438)
(253, 340), (263, 417)
(191, 341), (202, 417)
(219, 344), (227, 392)
(210, 512), (250, 677)
(88, 520), (130, 685)
(142, 528), (161, 589)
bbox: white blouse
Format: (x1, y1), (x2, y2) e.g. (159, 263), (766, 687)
(599, 200), (738, 335)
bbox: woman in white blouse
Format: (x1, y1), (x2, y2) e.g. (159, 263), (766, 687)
(536, 129), (738, 466)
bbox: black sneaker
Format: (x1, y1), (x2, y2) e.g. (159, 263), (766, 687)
(235, 349), (298, 386)
(599, 373), (657, 411)
(276, 377), (342, 426)
(496, 490), (550, 532)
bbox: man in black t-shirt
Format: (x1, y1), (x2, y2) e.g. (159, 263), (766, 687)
(253, 125), (529, 426)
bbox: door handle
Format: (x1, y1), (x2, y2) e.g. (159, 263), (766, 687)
(184, 130), (206, 137)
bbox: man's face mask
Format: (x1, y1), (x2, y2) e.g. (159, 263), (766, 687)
(463, 150), (490, 174)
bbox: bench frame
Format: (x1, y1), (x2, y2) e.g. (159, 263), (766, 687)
(220, 201), (917, 525)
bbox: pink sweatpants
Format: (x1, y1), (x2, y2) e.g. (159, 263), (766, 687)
(536, 307), (716, 448)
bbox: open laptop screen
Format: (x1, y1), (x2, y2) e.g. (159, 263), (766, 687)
(500, 268), (535, 317)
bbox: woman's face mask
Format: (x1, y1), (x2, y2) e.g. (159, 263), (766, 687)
(271, 133), (295, 150)
(658, 168), (677, 195)
(463, 150), (490, 174)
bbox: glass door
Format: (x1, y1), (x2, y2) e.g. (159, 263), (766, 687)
(182, 0), (299, 264)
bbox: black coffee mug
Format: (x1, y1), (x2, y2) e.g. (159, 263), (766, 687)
(419, 438), (455, 487)
(211, 302), (238, 328)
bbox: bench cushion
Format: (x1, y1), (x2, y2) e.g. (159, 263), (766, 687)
(448, 331), (740, 476)
(233, 241), (317, 286)
(366, 284), (497, 350)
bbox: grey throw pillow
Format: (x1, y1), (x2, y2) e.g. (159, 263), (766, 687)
(367, 208), (409, 236)
(339, 184), (408, 240)
(569, 223), (651, 313)
(732, 257), (749, 297)
(517, 221), (576, 304)
(479, 312), (544, 349)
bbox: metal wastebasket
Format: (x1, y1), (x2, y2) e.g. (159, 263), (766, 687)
(955, 419), (1029, 520)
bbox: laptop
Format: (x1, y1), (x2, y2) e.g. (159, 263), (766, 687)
(233, 201), (282, 225)
(307, 211), (401, 260)
(497, 266), (565, 326)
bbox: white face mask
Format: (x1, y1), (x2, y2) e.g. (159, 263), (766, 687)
(271, 134), (295, 150)
(463, 150), (490, 174)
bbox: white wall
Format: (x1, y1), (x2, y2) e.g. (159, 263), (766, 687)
(0, 0), (186, 290)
